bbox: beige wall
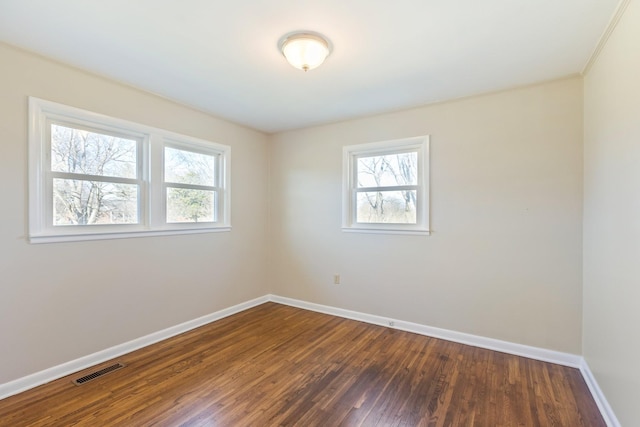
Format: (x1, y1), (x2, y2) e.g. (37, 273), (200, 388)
(269, 77), (584, 354)
(583, 0), (640, 424)
(0, 43), (269, 384)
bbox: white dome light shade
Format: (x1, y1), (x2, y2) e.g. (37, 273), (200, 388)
(281, 33), (331, 72)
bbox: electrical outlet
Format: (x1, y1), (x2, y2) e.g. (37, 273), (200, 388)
(333, 274), (340, 285)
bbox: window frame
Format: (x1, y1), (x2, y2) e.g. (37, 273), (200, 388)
(342, 136), (430, 235)
(28, 97), (231, 244)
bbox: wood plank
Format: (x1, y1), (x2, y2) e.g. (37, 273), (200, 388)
(0, 303), (605, 426)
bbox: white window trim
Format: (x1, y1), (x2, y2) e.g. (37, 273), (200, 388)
(28, 97), (231, 244)
(342, 135), (430, 235)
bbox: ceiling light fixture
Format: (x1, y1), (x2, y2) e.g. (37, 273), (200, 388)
(279, 32), (331, 72)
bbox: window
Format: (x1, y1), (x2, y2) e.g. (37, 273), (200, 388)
(342, 136), (430, 234)
(29, 97), (230, 243)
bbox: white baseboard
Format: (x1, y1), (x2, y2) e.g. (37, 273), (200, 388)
(0, 295), (269, 400)
(269, 295), (621, 425)
(269, 294), (583, 368)
(0, 293), (617, 427)
(579, 359), (621, 427)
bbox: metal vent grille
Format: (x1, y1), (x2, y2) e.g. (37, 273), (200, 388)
(72, 363), (125, 385)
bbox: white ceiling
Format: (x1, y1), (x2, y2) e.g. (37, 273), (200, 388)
(0, 0), (620, 133)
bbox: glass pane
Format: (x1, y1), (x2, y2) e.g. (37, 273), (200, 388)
(357, 151), (418, 188)
(165, 147), (216, 186)
(51, 124), (137, 178)
(53, 179), (138, 225)
(166, 188), (215, 223)
(356, 190), (417, 224)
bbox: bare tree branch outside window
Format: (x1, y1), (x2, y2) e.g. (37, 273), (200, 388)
(356, 152), (418, 224)
(51, 124), (138, 226)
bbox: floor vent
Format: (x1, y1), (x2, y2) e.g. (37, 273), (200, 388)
(72, 363), (126, 385)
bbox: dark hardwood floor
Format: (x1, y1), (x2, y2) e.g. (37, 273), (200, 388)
(0, 302), (605, 426)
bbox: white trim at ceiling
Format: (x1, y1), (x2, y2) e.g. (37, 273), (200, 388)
(582, 0), (631, 75)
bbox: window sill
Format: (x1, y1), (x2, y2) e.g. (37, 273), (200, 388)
(29, 226), (232, 244)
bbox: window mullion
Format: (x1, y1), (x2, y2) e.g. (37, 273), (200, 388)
(148, 134), (164, 229)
